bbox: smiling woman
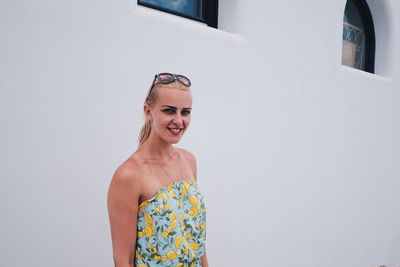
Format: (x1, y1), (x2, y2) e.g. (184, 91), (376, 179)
(107, 73), (208, 267)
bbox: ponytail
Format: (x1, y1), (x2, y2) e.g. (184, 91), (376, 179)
(138, 118), (152, 146)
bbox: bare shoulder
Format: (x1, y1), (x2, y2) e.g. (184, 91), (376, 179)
(176, 147), (197, 179)
(176, 147), (196, 162)
(108, 155), (143, 206)
(113, 157), (142, 185)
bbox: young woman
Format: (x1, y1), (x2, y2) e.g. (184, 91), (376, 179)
(107, 73), (208, 267)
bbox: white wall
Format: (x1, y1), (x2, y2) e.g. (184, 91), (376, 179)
(0, 0), (399, 266)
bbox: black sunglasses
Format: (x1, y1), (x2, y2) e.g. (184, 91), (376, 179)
(152, 73), (191, 87)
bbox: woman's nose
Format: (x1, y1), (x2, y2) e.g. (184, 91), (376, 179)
(172, 114), (183, 125)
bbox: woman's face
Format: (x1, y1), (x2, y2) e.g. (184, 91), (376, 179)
(146, 85), (192, 144)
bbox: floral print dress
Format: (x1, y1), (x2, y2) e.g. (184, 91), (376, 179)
(135, 179), (206, 267)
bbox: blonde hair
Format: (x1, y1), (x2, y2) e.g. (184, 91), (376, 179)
(138, 81), (190, 146)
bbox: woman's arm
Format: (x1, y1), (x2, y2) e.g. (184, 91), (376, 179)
(201, 249), (209, 267)
(107, 165), (140, 267)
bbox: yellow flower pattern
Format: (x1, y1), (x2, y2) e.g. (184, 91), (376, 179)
(135, 179), (206, 266)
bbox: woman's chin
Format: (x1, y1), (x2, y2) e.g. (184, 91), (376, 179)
(165, 130), (184, 143)
(169, 135), (183, 144)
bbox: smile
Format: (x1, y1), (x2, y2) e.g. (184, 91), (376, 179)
(167, 127), (183, 135)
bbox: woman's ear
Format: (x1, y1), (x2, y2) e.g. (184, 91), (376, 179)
(144, 103), (152, 121)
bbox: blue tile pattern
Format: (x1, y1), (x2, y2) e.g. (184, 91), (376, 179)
(342, 23), (365, 70)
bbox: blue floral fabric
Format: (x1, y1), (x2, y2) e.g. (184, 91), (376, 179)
(135, 179), (206, 267)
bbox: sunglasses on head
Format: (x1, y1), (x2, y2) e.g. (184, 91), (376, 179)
(152, 73), (191, 87)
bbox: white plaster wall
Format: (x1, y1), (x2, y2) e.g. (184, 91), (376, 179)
(0, 0), (399, 266)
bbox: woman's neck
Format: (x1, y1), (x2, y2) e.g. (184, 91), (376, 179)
(141, 137), (177, 160)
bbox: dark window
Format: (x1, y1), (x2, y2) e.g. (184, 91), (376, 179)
(342, 0), (375, 73)
(138, 0), (218, 28)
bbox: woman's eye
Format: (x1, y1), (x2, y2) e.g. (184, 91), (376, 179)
(182, 110), (191, 115)
(163, 109), (175, 114)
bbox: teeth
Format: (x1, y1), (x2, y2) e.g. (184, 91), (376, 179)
(169, 128), (181, 133)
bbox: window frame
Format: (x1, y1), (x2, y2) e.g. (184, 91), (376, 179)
(343, 0), (375, 73)
(137, 0), (219, 28)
